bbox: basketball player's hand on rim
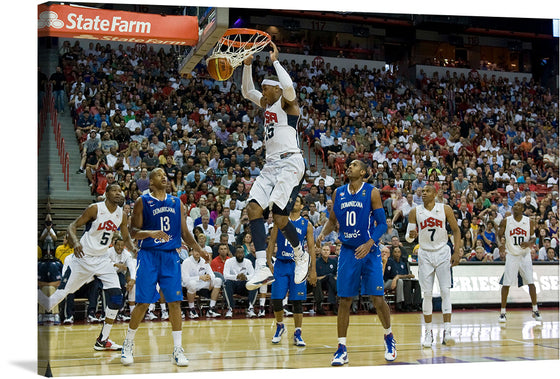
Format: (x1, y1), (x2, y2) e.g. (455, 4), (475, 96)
(243, 55), (253, 66)
(269, 41), (279, 62)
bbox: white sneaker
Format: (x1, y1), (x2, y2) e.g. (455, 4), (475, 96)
(498, 313), (507, 323)
(172, 346), (189, 366)
(145, 311), (157, 320)
(188, 308), (199, 319)
(206, 308), (221, 318)
(532, 310), (542, 321)
(442, 330), (455, 345)
(257, 309), (266, 318)
(87, 314), (99, 323)
(225, 308), (233, 318)
(283, 308), (293, 317)
(294, 248), (310, 284)
(271, 323), (286, 343)
(117, 314), (130, 322)
(161, 310), (169, 320)
(53, 314), (61, 325)
(422, 330), (433, 348)
(121, 340), (134, 365)
(247, 308), (257, 318)
(38, 314), (45, 325)
(246, 266), (275, 290)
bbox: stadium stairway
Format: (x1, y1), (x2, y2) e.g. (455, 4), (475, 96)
(38, 46), (93, 236)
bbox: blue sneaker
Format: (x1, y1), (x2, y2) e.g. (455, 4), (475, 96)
(384, 333), (397, 361)
(293, 329), (306, 346)
(331, 344), (348, 366)
(271, 323), (286, 344)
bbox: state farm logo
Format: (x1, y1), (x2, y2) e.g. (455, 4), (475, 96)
(38, 11), (64, 29)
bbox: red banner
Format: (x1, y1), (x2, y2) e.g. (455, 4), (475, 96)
(38, 4), (199, 46)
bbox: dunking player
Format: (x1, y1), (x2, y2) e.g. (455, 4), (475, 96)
(497, 201), (542, 323)
(37, 183), (136, 351)
(406, 184), (462, 348)
(241, 41), (309, 290)
(316, 160), (396, 365)
(120, 168), (208, 366)
(267, 195), (317, 346)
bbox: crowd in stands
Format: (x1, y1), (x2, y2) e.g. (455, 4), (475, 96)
(38, 39), (559, 322)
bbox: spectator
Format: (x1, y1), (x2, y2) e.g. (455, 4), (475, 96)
(312, 245), (338, 315)
(107, 237), (136, 321)
(222, 247), (258, 318)
(383, 246), (420, 312)
(181, 249), (222, 318)
(314, 167), (335, 187)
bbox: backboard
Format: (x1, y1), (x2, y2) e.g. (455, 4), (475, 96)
(178, 7), (229, 76)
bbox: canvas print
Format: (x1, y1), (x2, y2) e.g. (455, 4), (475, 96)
(37, 1), (559, 377)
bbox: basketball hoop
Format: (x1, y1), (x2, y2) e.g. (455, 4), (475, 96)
(207, 28), (272, 70)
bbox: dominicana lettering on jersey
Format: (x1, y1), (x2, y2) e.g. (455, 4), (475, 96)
(140, 194), (182, 250)
(334, 183), (373, 247)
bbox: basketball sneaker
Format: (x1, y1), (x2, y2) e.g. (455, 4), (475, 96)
(161, 310), (169, 320)
(442, 330), (455, 346)
(271, 323), (286, 344)
(293, 246), (310, 284)
(247, 308), (257, 318)
(532, 310), (542, 321)
(225, 308), (233, 318)
(87, 313), (99, 323)
(145, 311), (157, 320)
(293, 329), (306, 346)
(121, 340), (134, 365)
(53, 314), (61, 325)
(172, 346), (189, 366)
(422, 329), (433, 348)
(206, 308), (220, 317)
(117, 314), (130, 322)
(246, 266), (275, 290)
(498, 313), (507, 323)
(188, 308), (199, 319)
(384, 333), (397, 361)
(257, 308), (266, 318)
(95, 338), (122, 351)
(283, 308), (293, 317)
(331, 344), (348, 366)
(38, 314), (45, 325)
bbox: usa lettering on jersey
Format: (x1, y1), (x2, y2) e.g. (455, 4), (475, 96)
(420, 217), (443, 230)
(509, 227), (527, 237)
(264, 110), (278, 124)
(97, 220), (119, 232)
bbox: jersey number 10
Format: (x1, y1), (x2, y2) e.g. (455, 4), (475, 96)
(512, 235), (524, 245)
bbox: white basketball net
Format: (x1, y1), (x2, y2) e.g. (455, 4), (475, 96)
(207, 29), (271, 69)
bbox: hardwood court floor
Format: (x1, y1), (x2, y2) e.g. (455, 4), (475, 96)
(38, 308), (559, 377)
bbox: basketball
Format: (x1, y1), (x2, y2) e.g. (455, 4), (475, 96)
(206, 56), (234, 81)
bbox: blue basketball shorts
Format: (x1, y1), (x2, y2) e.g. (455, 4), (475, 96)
(271, 259), (307, 301)
(135, 248), (183, 304)
(337, 244), (384, 297)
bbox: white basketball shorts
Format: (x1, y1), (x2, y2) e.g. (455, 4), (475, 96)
(417, 245), (452, 293)
(61, 253), (120, 294)
(248, 153), (305, 212)
(502, 253), (534, 286)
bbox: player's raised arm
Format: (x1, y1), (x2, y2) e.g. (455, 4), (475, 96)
(67, 204), (98, 258)
(241, 55), (264, 107)
(316, 189), (339, 248)
(269, 42), (296, 103)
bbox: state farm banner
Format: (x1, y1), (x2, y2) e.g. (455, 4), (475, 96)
(38, 3), (199, 45)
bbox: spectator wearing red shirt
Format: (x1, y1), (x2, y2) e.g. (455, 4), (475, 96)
(210, 243), (231, 285)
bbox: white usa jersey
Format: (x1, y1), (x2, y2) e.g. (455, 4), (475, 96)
(416, 203), (448, 250)
(263, 97), (300, 161)
(504, 215), (531, 256)
(80, 201), (123, 257)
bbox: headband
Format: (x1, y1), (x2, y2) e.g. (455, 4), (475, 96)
(261, 79), (283, 89)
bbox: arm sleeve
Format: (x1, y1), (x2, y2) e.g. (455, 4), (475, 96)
(273, 60), (296, 102)
(241, 64), (263, 105)
(370, 207), (388, 244)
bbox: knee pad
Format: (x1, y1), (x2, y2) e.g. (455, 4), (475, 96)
(104, 288), (123, 310)
(440, 287), (452, 314)
(422, 291), (433, 316)
(272, 298), (284, 313)
(292, 300), (303, 314)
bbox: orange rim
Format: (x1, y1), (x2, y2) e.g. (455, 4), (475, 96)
(220, 28), (271, 48)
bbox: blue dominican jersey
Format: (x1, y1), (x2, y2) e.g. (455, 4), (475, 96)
(138, 193), (182, 251)
(276, 216), (308, 261)
(333, 183), (374, 248)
